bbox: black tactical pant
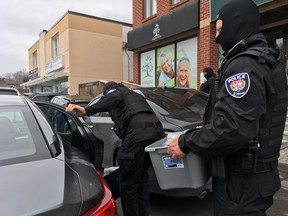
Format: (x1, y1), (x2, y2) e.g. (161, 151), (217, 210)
(117, 124), (164, 216)
(213, 169), (281, 216)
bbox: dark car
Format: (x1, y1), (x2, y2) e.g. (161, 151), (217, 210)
(0, 90), (117, 215)
(81, 87), (212, 197)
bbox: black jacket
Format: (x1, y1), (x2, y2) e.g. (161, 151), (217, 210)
(200, 76), (216, 94)
(179, 33), (287, 159)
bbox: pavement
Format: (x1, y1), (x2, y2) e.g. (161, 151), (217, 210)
(279, 142), (288, 174)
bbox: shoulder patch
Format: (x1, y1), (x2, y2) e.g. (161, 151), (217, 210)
(225, 72), (250, 98)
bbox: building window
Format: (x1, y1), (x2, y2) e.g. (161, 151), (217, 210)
(33, 51), (37, 69)
(140, 37), (198, 88)
(171, 0), (180, 5)
(144, 0), (157, 19)
(52, 34), (59, 58)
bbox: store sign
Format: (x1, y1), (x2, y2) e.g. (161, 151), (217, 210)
(28, 67), (39, 80)
(152, 24), (162, 41)
(46, 55), (64, 73)
(210, 0), (274, 21)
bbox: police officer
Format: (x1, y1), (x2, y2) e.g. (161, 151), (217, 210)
(167, 0), (288, 215)
(66, 81), (164, 216)
(200, 67), (216, 94)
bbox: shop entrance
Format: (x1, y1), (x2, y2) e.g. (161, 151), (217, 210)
(264, 26), (288, 70)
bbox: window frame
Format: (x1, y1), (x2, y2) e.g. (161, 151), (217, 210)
(52, 34), (59, 58)
(33, 51), (37, 69)
(144, 0), (157, 19)
(171, 0), (181, 5)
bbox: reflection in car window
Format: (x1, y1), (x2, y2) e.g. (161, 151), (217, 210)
(0, 109), (36, 160)
(88, 88), (208, 122)
(39, 106), (77, 133)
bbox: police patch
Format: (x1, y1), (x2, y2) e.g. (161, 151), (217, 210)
(225, 72), (250, 98)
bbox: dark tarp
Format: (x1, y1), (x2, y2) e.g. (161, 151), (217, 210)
(128, 1), (199, 51)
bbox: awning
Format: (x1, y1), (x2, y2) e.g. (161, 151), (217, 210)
(127, 1), (199, 51)
(21, 72), (68, 88)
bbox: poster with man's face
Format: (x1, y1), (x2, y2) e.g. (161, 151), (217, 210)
(176, 38), (198, 88)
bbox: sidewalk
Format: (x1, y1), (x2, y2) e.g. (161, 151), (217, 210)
(279, 144), (288, 174)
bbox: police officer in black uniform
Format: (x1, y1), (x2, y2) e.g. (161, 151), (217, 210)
(200, 67), (216, 94)
(167, 0), (288, 215)
(66, 81), (164, 216)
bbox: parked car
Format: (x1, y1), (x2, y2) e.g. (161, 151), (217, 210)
(24, 92), (67, 102)
(80, 87), (212, 198)
(0, 89), (117, 216)
(51, 94), (93, 108)
(0, 87), (20, 95)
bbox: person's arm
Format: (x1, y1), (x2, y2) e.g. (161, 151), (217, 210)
(85, 90), (122, 116)
(66, 104), (86, 117)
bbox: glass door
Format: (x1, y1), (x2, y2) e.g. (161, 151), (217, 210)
(264, 26), (288, 70)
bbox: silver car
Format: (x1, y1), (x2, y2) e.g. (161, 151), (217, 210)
(0, 90), (117, 216)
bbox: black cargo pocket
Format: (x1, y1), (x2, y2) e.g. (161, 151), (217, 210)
(258, 174), (280, 198)
(132, 128), (155, 142)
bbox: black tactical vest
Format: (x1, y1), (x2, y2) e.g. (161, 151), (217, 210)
(109, 86), (154, 138)
(220, 47), (287, 162)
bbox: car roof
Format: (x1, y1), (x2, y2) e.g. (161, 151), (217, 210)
(0, 87), (20, 95)
(0, 94), (26, 106)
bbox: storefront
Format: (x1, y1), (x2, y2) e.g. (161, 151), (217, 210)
(129, 0), (288, 88)
(128, 2), (199, 88)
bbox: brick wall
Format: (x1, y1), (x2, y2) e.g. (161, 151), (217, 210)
(133, 0), (218, 86)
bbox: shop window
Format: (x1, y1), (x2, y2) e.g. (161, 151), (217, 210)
(140, 37), (198, 88)
(144, 0), (157, 19)
(52, 34), (59, 58)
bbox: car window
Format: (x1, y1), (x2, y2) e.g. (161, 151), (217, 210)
(88, 88), (208, 122)
(0, 110), (36, 160)
(39, 106), (77, 133)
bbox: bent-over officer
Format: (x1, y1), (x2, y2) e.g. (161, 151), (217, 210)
(66, 81), (164, 216)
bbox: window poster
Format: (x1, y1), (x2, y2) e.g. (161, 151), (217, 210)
(156, 44), (175, 87)
(176, 38), (198, 88)
(140, 50), (156, 87)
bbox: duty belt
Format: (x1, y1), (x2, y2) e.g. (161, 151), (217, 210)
(129, 121), (162, 129)
(228, 160), (278, 174)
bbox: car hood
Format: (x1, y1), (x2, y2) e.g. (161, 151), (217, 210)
(0, 158), (65, 216)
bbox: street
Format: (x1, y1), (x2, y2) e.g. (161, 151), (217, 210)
(116, 170), (288, 215)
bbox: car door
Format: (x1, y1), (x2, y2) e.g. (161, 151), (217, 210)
(35, 101), (104, 171)
(81, 96), (121, 168)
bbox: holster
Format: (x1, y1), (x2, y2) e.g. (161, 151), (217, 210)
(210, 157), (227, 180)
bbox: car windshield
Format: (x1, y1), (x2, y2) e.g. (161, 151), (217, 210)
(0, 106), (50, 166)
(88, 87), (208, 122)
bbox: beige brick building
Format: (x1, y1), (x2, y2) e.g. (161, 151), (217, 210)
(22, 11), (132, 95)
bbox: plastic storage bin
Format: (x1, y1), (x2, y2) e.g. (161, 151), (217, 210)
(145, 137), (210, 190)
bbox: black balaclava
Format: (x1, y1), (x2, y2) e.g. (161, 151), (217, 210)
(216, 0), (260, 53)
(203, 67), (215, 79)
(103, 81), (118, 95)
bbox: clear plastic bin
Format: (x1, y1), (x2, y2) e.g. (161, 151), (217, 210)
(145, 137), (210, 190)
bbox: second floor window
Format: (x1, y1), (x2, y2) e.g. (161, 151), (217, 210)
(52, 34), (59, 58)
(144, 0), (157, 19)
(33, 51), (37, 68)
(171, 0), (180, 5)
